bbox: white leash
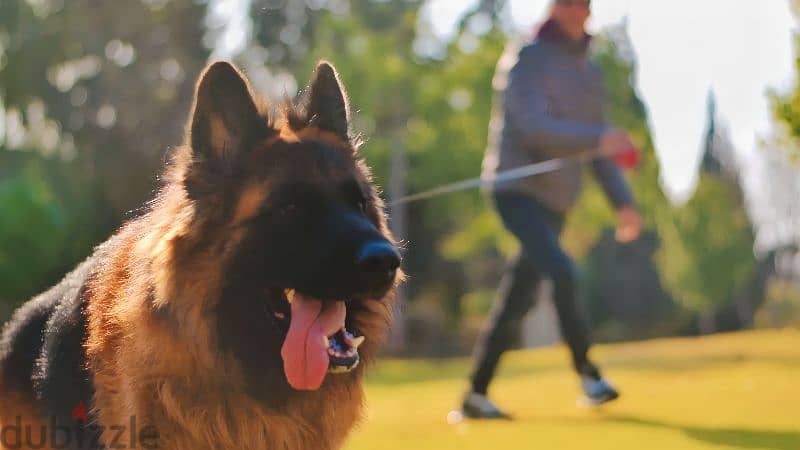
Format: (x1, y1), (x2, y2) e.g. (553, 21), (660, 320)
(389, 149), (598, 207)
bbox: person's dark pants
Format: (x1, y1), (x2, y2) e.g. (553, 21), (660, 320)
(469, 191), (599, 395)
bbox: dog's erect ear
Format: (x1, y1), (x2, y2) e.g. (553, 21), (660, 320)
(306, 61), (350, 141)
(188, 62), (265, 161)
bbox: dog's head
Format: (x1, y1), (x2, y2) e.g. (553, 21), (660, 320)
(165, 61), (401, 400)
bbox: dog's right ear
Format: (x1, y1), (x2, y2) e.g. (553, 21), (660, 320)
(187, 62), (267, 164)
(305, 61), (350, 142)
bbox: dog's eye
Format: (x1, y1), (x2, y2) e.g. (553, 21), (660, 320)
(280, 203), (298, 216)
(342, 180), (369, 214)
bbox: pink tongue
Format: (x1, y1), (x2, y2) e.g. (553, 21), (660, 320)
(281, 294), (346, 390)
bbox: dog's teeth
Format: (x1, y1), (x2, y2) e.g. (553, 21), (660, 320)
(351, 336), (366, 348)
(327, 347), (336, 356)
(284, 289), (295, 303)
(329, 365), (348, 374)
(323, 336), (330, 347)
(274, 312), (285, 320)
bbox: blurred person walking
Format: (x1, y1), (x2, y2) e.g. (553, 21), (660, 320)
(462, 0), (642, 419)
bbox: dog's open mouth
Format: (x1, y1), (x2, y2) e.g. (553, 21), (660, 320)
(274, 289), (364, 391)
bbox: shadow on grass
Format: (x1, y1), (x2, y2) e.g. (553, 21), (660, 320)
(600, 415), (799, 450)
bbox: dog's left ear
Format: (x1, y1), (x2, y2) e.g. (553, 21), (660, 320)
(305, 61), (351, 141)
(188, 61), (266, 163)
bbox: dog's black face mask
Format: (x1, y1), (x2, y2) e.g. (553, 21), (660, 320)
(244, 144), (399, 303)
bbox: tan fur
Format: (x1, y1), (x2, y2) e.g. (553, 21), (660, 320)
(294, 128), (351, 151)
(279, 126), (300, 143)
(233, 184), (269, 224)
(209, 118), (234, 157)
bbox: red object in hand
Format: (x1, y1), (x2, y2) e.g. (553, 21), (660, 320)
(72, 400), (88, 422)
(612, 146), (641, 170)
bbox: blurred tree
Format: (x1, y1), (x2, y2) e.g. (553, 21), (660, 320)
(657, 178), (756, 334)
(656, 94), (757, 334)
(0, 0), (210, 305)
(754, 9), (800, 327)
(1, 0), (208, 210)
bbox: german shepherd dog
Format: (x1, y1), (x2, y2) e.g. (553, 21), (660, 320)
(0, 61), (402, 450)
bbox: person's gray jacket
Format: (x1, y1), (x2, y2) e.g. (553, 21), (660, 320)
(482, 36), (634, 213)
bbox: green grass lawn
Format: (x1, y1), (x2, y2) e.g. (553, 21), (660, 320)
(344, 329), (800, 450)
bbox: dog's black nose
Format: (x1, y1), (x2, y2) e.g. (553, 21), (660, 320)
(356, 242), (401, 283)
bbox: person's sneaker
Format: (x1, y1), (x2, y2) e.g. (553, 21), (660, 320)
(580, 375), (620, 406)
(461, 392), (512, 420)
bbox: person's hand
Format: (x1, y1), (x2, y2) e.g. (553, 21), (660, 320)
(599, 128), (635, 157)
(615, 206), (642, 243)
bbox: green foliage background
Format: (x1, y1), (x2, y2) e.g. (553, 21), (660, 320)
(0, 0), (771, 350)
